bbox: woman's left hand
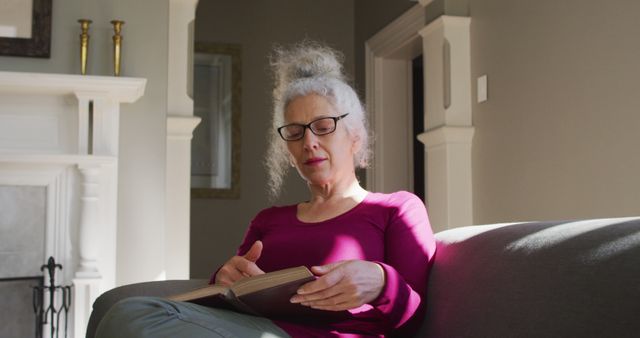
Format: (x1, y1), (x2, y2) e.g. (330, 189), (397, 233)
(290, 260), (385, 311)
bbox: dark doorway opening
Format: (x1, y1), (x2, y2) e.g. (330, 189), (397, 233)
(412, 55), (425, 201)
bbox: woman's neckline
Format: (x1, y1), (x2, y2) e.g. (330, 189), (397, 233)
(293, 191), (370, 225)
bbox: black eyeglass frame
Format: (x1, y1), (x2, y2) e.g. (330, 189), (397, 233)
(277, 113), (349, 141)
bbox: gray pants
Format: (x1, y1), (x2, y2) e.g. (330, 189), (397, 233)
(95, 297), (291, 338)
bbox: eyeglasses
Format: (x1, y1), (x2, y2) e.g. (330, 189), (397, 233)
(277, 113), (349, 141)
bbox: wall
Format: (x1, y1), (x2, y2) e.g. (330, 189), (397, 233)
(471, 0), (640, 223)
(0, 0), (170, 286)
(190, 0), (355, 278)
(110, 0), (169, 285)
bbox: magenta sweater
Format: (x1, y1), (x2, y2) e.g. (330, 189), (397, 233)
(213, 191), (435, 337)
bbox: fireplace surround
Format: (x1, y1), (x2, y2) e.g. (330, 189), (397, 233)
(0, 71), (145, 337)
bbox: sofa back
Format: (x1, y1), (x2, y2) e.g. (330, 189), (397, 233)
(417, 217), (640, 338)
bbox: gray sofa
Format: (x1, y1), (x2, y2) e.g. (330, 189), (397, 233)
(87, 217), (640, 337)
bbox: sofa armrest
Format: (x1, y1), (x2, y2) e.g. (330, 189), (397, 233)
(86, 279), (208, 338)
(420, 217), (640, 338)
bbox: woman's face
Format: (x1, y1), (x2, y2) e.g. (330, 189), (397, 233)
(283, 94), (358, 187)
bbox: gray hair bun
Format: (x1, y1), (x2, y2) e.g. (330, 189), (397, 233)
(271, 41), (346, 99)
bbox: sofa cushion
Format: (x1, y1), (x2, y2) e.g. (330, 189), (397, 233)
(418, 217), (640, 338)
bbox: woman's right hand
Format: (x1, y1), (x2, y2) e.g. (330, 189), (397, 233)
(215, 240), (265, 286)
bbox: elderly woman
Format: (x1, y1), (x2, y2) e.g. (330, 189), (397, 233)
(96, 41), (435, 338)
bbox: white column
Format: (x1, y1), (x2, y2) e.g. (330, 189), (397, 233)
(77, 96), (91, 155)
(73, 163), (103, 338)
(75, 92), (122, 157)
(419, 16), (472, 128)
(165, 0), (200, 279)
(72, 277), (101, 338)
(168, 0), (199, 117)
(76, 164), (102, 277)
(418, 16), (474, 231)
(418, 127), (474, 233)
(91, 97), (120, 156)
(166, 116), (200, 279)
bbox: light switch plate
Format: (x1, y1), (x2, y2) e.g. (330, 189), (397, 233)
(477, 75), (487, 103)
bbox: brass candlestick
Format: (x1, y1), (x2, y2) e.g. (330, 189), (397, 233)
(78, 19), (92, 75)
(111, 20), (125, 76)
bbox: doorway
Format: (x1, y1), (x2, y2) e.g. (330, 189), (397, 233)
(364, 4), (426, 197)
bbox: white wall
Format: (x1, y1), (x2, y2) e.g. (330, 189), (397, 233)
(0, 0), (170, 286)
(471, 0), (640, 223)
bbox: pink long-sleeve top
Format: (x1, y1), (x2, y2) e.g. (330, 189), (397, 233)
(211, 191), (436, 337)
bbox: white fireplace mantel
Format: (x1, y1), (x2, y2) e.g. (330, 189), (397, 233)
(0, 71), (146, 157)
(0, 71), (145, 102)
(0, 71), (146, 338)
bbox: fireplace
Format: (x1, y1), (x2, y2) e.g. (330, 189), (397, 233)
(0, 277), (43, 338)
(0, 185), (44, 336)
(0, 71), (145, 338)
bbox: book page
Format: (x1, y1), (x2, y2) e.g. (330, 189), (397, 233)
(168, 284), (227, 302)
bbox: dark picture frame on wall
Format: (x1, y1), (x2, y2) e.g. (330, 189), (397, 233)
(191, 42), (242, 199)
(0, 0), (52, 58)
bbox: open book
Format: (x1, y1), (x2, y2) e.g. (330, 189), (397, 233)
(168, 266), (350, 321)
